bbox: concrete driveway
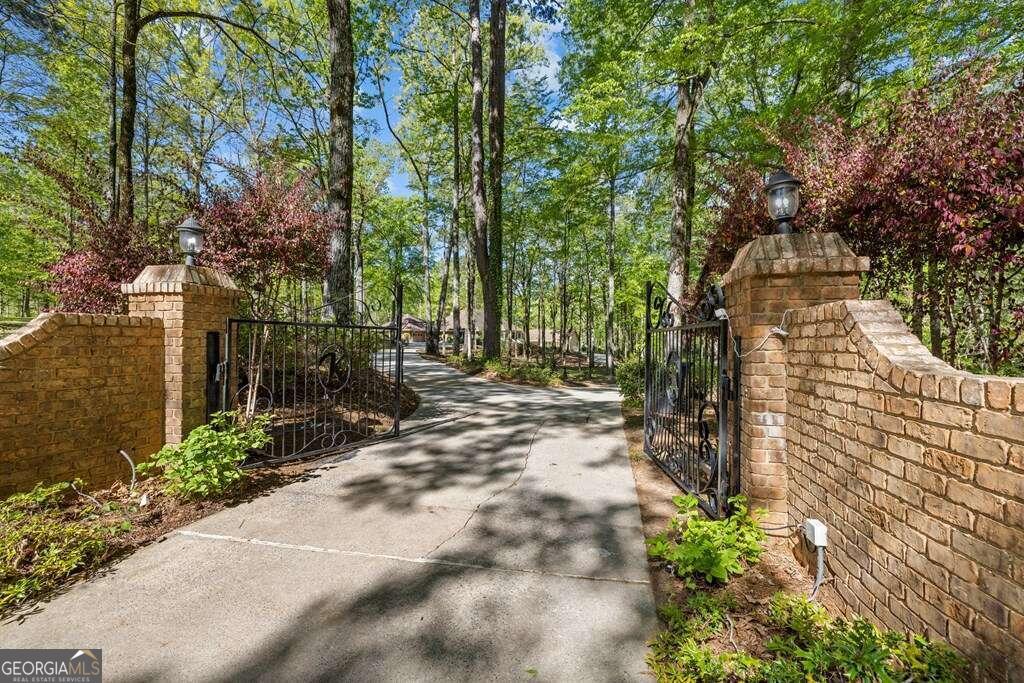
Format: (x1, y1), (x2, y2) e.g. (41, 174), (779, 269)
(1, 352), (657, 681)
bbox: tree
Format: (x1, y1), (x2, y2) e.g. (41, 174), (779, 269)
(483, 0), (506, 359)
(325, 0), (355, 323)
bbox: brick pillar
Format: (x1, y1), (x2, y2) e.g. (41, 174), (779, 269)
(122, 265), (244, 444)
(721, 233), (869, 530)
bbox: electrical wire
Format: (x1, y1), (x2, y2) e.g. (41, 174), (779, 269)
(720, 308), (795, 359)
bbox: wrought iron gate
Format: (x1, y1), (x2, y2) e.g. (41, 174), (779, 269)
(220, 285), (404, 464)
(644, 281), (740, 518)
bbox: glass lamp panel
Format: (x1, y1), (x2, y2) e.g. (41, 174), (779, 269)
(768, 186), (798, 220)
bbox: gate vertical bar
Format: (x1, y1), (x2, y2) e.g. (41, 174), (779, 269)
(732, 335), (742, 498)
(393, 282), (404, 437)
(222, 319), (232, 418)
(716, 318), (730, 514)
(643, 281), (652, 451)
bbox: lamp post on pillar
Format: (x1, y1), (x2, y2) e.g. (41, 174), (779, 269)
(176, 216), (205, 266)
(764, 169), (802, 235)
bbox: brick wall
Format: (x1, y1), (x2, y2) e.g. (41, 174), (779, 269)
(720, 232), (1024, 677)
(0, 313), (164, 496)
(0, 265), (243, 496)
(785, 299), (1024, 679)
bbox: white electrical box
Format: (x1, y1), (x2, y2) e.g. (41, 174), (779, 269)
(804, 518), (828, 547)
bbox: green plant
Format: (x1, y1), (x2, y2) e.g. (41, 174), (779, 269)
(483, 359), (557, 385)
(765, 591), (829, 641)
(615, 354), (644, 407)
(138, 411), (271, 499)
(646, 494), (766, 585)
(1, 481), (114, 612)
(764, 594), (967, 682)
(648, 591), (967, 683)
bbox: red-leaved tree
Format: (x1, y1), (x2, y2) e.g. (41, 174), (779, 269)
(703, 66), (1024, 373)
(201, 168), (328, 319)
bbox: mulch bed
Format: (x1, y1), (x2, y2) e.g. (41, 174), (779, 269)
(619, 404), (841, 654)
(4, 382), (421, 622)
(2, 462), (321, 623)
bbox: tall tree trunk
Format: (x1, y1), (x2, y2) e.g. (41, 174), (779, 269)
(451, 73), (462, 356)
(466, 222), (476, 361)
(605, 174), (616, 370)
(421, 177), (433, 342)
(586, 270), (594, 378)
(539, 274), (546, 359)
(108, 0), (119, 223)
(354, 215), (365, 318)
(668, 76), (704, 310)
(506, 243), (516, 359)
(115, 0), (139, 227)
(481, 0), (506, 360)
(430, 219), (456, 355)
(523, 258), (533, 361)
(326, 0), (355, 323)
(468, 0), (492, 359)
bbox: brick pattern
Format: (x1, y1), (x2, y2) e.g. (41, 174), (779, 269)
(0, 313), (164, 495)
(123, 266), (243, 443)
(722, 233), (867, 529)
(786, 299), (1024, 680)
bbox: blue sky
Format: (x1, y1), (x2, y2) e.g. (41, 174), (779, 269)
(360, 18), (566, 199)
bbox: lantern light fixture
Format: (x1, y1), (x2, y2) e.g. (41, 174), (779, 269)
(176, 215), (205, 266)
(764, 168), (802, 235)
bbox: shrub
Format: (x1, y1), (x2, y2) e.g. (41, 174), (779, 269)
(648, 591), (967, 683)
(646, 494), (765, 585)
(0, 481), (114, 612)
(615, 355), (644, 407)
(138, 412), (271, 499)
(483, 359), (557, 385)
(763, 594), (967, 682)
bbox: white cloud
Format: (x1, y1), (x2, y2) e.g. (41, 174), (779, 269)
(522, 19), (563, 94)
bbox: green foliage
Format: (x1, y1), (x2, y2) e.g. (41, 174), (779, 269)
(483, 359), (557, 386)
(649, 591), (967, 682)
(138, 412), (271, 499)
(763, 594), (967, 682)
(646, 495), (766, 585)
(650, 593), (764, 682)
(615, 354), (644, 407)
(0, 481), (113, 612)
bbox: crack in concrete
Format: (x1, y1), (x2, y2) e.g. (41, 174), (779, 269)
(422, 416), (552, 559)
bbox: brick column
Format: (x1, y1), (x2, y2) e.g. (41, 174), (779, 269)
(721, 233), (869, 530)
(122, 265), (244, 444)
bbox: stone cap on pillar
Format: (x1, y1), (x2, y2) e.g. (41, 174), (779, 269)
(722, 233), (870, 287)
(121, 265), (243, 297)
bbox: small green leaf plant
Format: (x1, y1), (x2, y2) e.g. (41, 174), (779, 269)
(138, 411), (271, 499)
(646, 494), (766, 586)
(648, 592), (968, 683)
(1, 481), (114, 612)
